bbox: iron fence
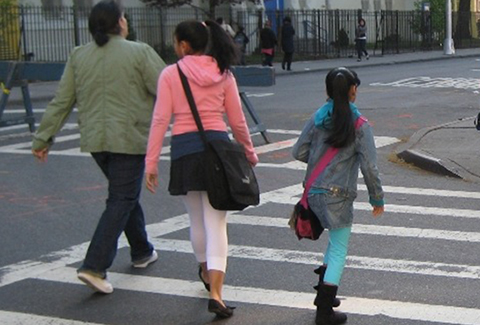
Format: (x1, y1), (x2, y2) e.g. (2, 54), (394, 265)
(1, 5), (479, 63)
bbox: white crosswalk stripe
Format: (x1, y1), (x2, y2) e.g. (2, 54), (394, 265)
(2, 129), (480, 324)
(0, 128), (400, 167)
(33, 266), (480, 325)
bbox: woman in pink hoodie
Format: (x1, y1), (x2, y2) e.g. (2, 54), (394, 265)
(145, 20), (258, 318)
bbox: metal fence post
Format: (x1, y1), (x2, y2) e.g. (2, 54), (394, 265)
(158, 7), (165, 58)
(335, 9), (340, 58)
(20, 6), (28, 61)
(72, 5), (80, 47)
(395, 10), (399, 54)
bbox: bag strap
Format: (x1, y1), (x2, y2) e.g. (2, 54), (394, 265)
(300, 116), (367, 207)
(177, 64), (208, 146)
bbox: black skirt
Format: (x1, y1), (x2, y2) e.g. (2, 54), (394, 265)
(168, 152), (207, 195)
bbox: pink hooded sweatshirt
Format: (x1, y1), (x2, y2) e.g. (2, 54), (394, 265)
(145, 55), (259, 175)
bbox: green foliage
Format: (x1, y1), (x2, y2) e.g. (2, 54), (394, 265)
(413, 0), (445, 11)
(412, 0), (445, 42)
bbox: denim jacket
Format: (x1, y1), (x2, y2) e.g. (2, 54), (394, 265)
(292, 109), (384, 208)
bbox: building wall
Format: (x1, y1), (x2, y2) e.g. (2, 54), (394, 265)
(17, 0), (418, 10)
(284, 0), (416, 11)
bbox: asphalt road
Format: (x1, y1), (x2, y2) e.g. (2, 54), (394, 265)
(1, 57), (480, 324)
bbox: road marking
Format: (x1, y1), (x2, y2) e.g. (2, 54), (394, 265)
(5, 181), (480, 289)
(0, 125), (399, 164)
(35, 266), (480, 325)
(0, 311), (104, 325)
(3, 179), (480, 323)
(229, 214), (480, 243)
(1, 108), (78, 114)
(263, 184), (480, 218)
(371, 76), (480, 90)
(246, 92), (275, 98)
(0, 214), (190, 288)
(361, 184), (480, 199)
(149, 238), (480, 280)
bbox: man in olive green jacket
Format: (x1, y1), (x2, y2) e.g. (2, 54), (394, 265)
(31, 39), (163, 155)
(32, 0), (166, 294)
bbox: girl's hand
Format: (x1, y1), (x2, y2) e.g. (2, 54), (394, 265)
(145, 173), (159, 194)
(372, 205), (384, 218)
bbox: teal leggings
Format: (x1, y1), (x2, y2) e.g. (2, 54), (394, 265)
(323, 227), (352, 286)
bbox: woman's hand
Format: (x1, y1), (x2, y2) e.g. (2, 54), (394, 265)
(372, 205), (384, 218)
(32, 148), (49, 163)
(145, 173), (159, 194)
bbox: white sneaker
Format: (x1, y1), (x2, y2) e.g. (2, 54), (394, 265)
(77, 272), (113, 294)
(132, 250), (158, 268)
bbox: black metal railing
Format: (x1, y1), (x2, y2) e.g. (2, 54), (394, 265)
(1, 6), (479, 63)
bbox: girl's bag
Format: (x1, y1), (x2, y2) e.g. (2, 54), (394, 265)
(178, 64), (260, 211)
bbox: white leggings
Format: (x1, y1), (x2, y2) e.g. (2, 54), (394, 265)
(182, 191), (228, 272)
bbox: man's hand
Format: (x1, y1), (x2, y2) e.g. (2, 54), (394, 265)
(32, 148), (49, 163)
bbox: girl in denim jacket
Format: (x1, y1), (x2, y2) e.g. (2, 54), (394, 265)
(292, 67), (384, 325)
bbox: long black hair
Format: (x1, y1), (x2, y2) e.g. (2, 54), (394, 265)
(324, 67), (361, 148)
(88, 0), (123, 47)
(174, 20), (239, 74)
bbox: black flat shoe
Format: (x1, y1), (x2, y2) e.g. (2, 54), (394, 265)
(208, 299), (235, 318)
(198, 265), (210, 292)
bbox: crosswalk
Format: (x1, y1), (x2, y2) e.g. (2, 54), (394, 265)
(1, 127), (480, 324)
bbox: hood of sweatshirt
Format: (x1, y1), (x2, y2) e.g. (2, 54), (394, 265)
(314, 99), (362, 130)
(177, 55), (226, 87)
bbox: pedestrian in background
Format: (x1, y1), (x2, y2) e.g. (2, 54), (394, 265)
(281, 16), (295, 71)
(292, 67), (384, 325)
(216, 17), (235, 38)
(234, 26), (249, 65)
(355, 18), (369, 62)
(144, 19), (258, 319)
(31, 0), (166, 294)
(260, 20), (277, 67)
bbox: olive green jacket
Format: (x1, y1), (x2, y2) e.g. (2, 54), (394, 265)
(32, 35), (166, 155)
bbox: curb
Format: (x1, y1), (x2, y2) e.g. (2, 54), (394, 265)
(275, 51), (480, 77)
(395, 117), (476, 181)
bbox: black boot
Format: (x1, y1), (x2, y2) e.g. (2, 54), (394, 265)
(314, 284), (347, 325)
(314, 266), (341, 307)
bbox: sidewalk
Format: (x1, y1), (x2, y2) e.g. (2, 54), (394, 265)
(5, 48), (480, 183)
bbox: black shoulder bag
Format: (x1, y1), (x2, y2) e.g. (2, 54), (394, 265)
(177, 64), (260, 211)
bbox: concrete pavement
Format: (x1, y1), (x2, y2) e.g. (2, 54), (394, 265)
(4, 47), (480, 182)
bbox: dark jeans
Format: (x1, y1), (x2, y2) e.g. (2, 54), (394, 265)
(282, 52), (293, 70)
(356, 39), (368, 59)
(78, 152), (153, 278)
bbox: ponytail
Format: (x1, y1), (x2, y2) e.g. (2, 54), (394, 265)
(88, 0), (123, 47)
(325, 73), (355, 148)
(93, 30), (110, 47)
(175, 19), (239, 73)
(204, 20), (239, 73)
